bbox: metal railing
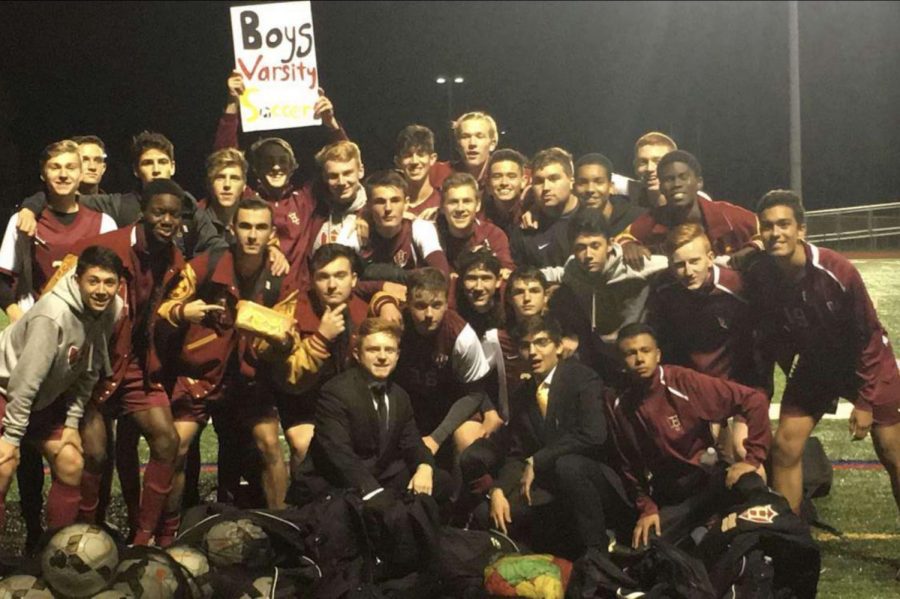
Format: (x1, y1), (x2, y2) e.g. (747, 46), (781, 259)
(806, 201), (900, 251)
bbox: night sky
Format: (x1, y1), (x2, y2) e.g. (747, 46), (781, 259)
(1, 1), (898, 219)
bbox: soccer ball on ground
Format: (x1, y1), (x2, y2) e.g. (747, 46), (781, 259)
(41, 523), (119, 598)
(110, 547), (181, 599)
(166, 545), (213, 599)
(0, 575), (55, 599)
(203, 519), (270, 568)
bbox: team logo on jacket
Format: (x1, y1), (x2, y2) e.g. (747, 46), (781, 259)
(393, 250), (409, 268)
(738, 504), (778, 525)
(288, 212), (300, 225)
(666, 415), (683, 432)
(67, 346), (81, 366)
(434, 353), (449, 368)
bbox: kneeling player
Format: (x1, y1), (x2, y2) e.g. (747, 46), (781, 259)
(609, 324), (771, 548)
(0, 246), (122, 530)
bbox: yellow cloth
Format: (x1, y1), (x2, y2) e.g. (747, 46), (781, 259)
(536, 381), (550, 419)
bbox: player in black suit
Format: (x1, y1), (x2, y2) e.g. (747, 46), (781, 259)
(308, 317), (449, 502)
(465, 315), (630, 556)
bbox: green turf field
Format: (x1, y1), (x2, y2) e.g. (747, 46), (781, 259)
(2, 260), (899, 595)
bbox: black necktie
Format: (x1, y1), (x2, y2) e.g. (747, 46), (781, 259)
(372, 384), (389, 440)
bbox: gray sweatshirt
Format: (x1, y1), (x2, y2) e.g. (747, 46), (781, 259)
(0, 269), (122, 446)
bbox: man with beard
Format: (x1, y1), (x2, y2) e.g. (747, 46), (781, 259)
(509, 148), (583, 269)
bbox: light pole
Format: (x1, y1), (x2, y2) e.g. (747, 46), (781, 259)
(436, 75), (464, 158)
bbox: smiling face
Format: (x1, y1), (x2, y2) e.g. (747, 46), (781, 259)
(488, 160), (525, 202)
(669, 236), (714, 290)
(634, 142), (673, 191)
(619, 333), (661, 380)
(658, 160), (702, 210)
(135, 148), (175, 184)
(441, 184), (480, 236)
(312, 255), (357, 308)
(323, 158), (364, 206)
(43, 151), (83, 197)
(396, 147), (436, 185)
(759, 205), (806, 259)
(142, 193), (182, 245)
(574, 163), (613, 211)
(518, 331), (561, 377)
(355, 331), (400, 381)
(462, 266), (499, 313)
(76, 265), (120, 315)
(408, 288), (448, 335)
(256, 142), (295, 190)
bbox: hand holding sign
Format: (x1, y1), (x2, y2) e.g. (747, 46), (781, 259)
(314, 88), (339, 131)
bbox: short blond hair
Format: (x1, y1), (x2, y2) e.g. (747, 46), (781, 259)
(356, 317), (402, 349)
(453, 111), (498, 142)
(634, 131), (677, 154)
(315, 140), (362, 168)
(40, 140), (80, 169)
(664, 223), (711, 256)
(206, 148), (248, 189)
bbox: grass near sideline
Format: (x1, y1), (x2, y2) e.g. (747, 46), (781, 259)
(1, 260), (899, 595)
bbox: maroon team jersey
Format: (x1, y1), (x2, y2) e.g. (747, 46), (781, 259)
(438, 217), (515, 272)
(746, 242), (900, 416)
(0, 207), (108, 296)
(394, 309), (488, 432)
(622, 197), (758, 255)
(359, 218), (450, 275)
(648, 265), (763, 388)
(606, 365), (771, 516)
(406, 187), (442, 219)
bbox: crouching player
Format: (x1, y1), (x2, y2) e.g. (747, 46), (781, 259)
(609, 324), (771, 549)
(0, 246), (122, 530)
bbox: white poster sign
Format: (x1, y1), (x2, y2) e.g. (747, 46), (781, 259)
(230, 1), (320, 132)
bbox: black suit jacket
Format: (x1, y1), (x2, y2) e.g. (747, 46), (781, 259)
(311, 365), (434, 495)
(496, 358), (609, 494)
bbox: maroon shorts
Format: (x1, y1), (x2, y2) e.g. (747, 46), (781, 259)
(171, 378), (218, 425)
(781, 358), (900, 426)
(0, 393), (67, 444)
(101, 359), (170, 418)
(277, 391), (316, 430)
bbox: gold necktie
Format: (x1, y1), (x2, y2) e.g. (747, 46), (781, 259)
(536, 381), (550, 419)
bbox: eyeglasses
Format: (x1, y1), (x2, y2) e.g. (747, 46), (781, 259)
(518, 336), (554, 351)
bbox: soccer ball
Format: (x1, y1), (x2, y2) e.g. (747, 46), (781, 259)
(166, 545), (213, 598)
(0, 575), (55, 598)
(238, 575), (273, 599)
(110, 548), (180, 599)
(41, 523), (119, 598)
(203, 519), (270, 568)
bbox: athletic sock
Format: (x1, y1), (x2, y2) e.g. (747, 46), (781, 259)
(134, 459), (175, 546)
(155, 512), (181, 548)
(46, 480), (82, 530)
(79, 470), (103, 523)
